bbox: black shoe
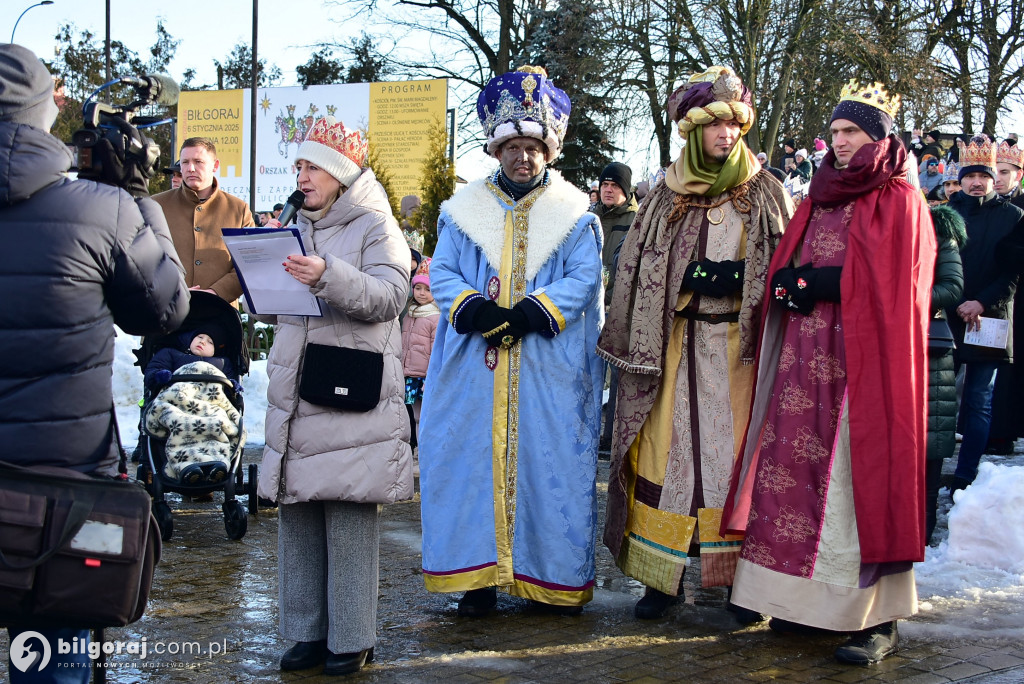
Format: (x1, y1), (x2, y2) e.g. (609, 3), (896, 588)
(178, 463), (206, 486)
(323, 647), (374, 676)
(634, 588), (678, 620)
(206, 462), (229, 484)
(768, 617), (837, 635)
(950, 476), (972, 494)
(985, 438), (1015, 456)
(727, 602), (765, 626)
(531, 600), (583, 616)
(834, 621), (899, 665)
(280, 640), (328, 671)
(457, 587), (497, 617)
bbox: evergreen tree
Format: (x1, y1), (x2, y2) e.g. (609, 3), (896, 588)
(522, 2), (619, 187)
(366, 134), (402, 222)
(413, 117), (457, 255)
(214, 43), (282, 89)
(297, 47), (346, 87)
(345, 33), (392, 84)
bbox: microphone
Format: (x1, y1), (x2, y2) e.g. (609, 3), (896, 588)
(277, 190), (306, 226)
(122, 74), (180, 106)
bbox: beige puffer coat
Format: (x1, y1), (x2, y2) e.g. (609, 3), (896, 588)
(257, 169), (414, 504)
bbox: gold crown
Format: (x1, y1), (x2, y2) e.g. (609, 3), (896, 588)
(962, 139), (997, 169)
(838, 79), (901, 118)
(996, 140), (1024, 168)
(305, 117), (367, 167)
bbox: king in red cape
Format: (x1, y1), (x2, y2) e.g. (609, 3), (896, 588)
(721, 81), (935, 665)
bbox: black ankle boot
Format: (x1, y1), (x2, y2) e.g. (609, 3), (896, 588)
(726, 586), (764, 625)
(634, 588), (678, 619)
(458, 586), (497, 617)
(323, 647), (374, 676)
(279, 639), (328, 671)
(834, 621), (899, 665)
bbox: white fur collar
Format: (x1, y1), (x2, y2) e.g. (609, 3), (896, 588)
(441, 169), (589, 281)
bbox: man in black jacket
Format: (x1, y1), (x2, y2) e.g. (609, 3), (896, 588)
(946, 137), (1023, 492)
(0, 44), (188, 683)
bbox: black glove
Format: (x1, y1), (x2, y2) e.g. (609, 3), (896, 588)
(772, 265), (842, 315)
(802, 266), (842, 303)
(683, 259), (745, 298)
(483, 307), (530, 348)
(473, 300), (507, 336)
(771, 264), (815, 315)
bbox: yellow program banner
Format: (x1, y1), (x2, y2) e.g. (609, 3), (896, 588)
(175, 90), (245, 177)
(369, 79), (448, 199)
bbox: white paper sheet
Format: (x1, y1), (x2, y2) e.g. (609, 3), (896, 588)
(222, 229), (322, 316)
(963, 316), (1009, 349)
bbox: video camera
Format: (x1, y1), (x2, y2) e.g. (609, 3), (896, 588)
(71, 74), (179, 197)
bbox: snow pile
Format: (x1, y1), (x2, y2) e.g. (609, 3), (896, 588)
(911, 455), (1024, 638)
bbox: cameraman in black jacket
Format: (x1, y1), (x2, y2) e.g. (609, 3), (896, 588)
(0, 44), (188, 683)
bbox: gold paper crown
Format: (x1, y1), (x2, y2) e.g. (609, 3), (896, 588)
(838, 80), (901, 118)
(961, 139), (997, 169)
(996, 140), (1024, 168)
(305, 118), (367, 167)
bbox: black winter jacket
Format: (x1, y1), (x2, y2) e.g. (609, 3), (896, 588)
(946, 190), (1023, 363)
(927, 236), (963, 461)
(0, 122), (188, 474)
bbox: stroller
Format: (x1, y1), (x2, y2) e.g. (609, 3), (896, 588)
(133, 291), (258, 541)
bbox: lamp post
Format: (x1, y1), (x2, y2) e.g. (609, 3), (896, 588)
(11, 1), (54, 44)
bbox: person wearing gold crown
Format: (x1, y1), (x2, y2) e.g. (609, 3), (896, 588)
(986, 140), (1024, 456)
(995, 138), (1024, 210)
(945, 136), (1023, 488)
(418, 67), (604, 618)
(256, 116), (414, 675)
(597, 66), (791, 621)
(721, 81), (936, 664)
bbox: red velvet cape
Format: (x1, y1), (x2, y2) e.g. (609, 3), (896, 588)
(723, 136), (936, 564)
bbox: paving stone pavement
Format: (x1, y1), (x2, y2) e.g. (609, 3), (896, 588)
(4, 452), (1024, 683)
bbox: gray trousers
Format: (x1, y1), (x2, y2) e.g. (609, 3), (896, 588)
(278, 501), (380, 653)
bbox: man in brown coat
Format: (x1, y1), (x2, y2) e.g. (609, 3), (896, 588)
(153, 137), (254, 301)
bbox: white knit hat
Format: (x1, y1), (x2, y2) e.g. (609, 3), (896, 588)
(795, 148), (808, 160)
(294, 117), (367, 188)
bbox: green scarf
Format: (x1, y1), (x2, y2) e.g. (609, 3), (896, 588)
(665, 128), (759, 197)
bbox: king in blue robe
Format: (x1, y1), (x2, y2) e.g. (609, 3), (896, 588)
(419, 67), (604, 613)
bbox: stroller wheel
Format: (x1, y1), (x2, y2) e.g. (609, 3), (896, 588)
(224, 500), (248, 540)
(247, 464), (259, 516)
(154, 501), (174, 542)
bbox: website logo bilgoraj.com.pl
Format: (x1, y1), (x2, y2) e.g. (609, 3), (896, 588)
(8, 631), (227, 673)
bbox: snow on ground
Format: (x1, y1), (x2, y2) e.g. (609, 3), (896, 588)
(908, 450), (1024, 639)
(113, 330), (1024, 638)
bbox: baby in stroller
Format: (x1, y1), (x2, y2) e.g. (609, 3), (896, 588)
(143, 324), (245, 485)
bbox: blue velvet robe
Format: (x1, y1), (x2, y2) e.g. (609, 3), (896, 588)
(418, 171), (604, 606)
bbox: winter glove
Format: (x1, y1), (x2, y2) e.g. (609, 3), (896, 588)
(152, 369), (173, 385)
(683, 259), (745, 298)
(772, 265), (842, 315)
(231, 380), (244, 394)
(473, 300), (507, 336)
(802, 266), (842, 303)
(483, 307), (530, 349)
(771, 265), (815, 315)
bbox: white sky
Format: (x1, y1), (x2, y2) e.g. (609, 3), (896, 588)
(8, 0), (1023, 185)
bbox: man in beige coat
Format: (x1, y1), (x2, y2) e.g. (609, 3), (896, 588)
(153, 137), (254, 302)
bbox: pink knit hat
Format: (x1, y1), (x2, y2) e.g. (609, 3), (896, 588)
(411, 273), (430, 288)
